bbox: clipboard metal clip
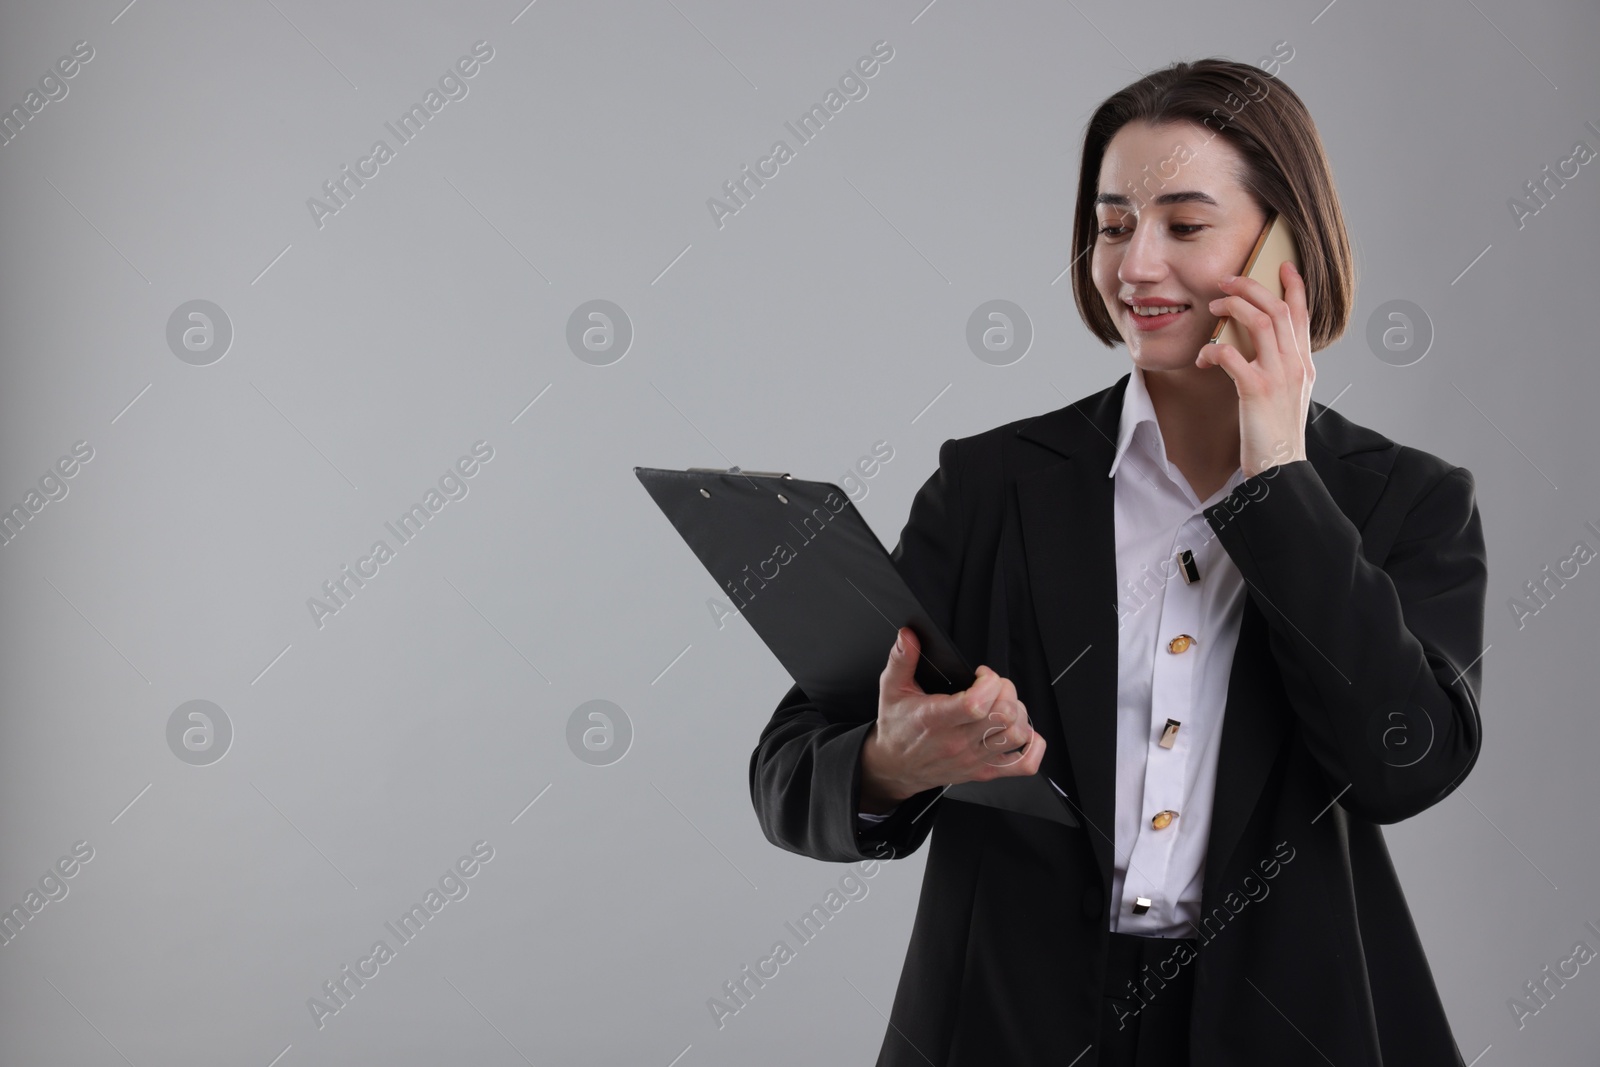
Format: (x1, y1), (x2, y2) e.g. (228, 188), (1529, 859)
(686, 466), (792, 479)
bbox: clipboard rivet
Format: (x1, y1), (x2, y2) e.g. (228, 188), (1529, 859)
(698, 488), (710, 498)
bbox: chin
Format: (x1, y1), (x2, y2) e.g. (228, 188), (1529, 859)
(1129, 342), (1205, 372)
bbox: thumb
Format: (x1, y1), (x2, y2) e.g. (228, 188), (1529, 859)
(882, 627), (923, 694)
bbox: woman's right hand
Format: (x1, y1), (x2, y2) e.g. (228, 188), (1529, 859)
(857, 626), (1047, 813)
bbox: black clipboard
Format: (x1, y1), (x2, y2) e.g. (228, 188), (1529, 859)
(635, 464), (1078, 829)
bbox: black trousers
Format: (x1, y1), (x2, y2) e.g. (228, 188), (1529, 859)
(1096, 931), (1198, 1066)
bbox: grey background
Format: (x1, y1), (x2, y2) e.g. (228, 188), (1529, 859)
(0, 0), (1596, 1063)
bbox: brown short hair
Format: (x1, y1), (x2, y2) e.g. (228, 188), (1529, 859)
(1070, 58), (1355, 352)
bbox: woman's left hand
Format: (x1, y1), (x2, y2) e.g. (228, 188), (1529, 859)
(1194, 260), (1315, 478)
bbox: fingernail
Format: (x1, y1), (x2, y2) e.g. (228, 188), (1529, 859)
(895, 632), (904, 654)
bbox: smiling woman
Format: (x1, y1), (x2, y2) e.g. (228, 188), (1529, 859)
(749, 56), (1489, 1067)
(1071, 64), (1354, 359)
(1065, 62), (1359, 503)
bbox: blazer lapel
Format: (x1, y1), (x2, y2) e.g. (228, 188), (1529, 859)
(1013, 378), (1127, 895)
(1011, 373), (1389, 910)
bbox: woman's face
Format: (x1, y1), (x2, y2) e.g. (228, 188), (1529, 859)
(1090, 119), (1268, 374)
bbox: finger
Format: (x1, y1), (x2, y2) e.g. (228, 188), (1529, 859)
(922, 669), (1004, 728)
(1197, 341), (1252, 388)
(961, 670), (1005, 720)
(989, 721), (1049, 774)
(978, 730), (1027, 767)
(879, 626), (924, 696)
(992, 674), (1018, 706)
(975, 700), (1033, 761)
(979, 721), (1017, 756)
(996, 694), (1025, 727)
(971, 698), (1027, 747)
(1280, 261), (1313, 377)
(1220, 272), (1291, 324)
(1224, 272), (1298, 376)
(1008, 730), (1048, 777)
(1220, 271), (1274, 306)
(1208, 293), (1278, 373)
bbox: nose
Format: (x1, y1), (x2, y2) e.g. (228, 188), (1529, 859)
(1117, 222), (1168, 285)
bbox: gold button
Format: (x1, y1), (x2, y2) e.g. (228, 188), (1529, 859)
(1151, 810), (1178, 830)
(1167, 634), (1195, 653)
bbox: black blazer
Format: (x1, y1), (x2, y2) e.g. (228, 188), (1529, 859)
(749, 373), (1488, 1066)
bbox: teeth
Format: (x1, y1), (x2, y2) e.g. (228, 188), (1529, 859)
(1132, 305), (1188, 316)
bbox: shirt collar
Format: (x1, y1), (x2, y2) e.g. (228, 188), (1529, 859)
(1107, 363), (1165, 480)
(1106, 364), (1248, 507)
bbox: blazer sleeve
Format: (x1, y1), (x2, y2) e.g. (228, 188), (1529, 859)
(1202, 457), (1488, 824)
(747, 438), (969, 863)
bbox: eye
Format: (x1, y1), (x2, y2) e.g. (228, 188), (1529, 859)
(1096, 222), (1205, 239)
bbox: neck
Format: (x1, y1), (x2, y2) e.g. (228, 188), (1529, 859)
(1138, 361), (1242, 474)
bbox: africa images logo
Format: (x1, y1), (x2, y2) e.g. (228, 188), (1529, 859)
(306, 441), (494, 629)
(705, 41), (894, 230)
(307, 841), (495, 1030)
(305, 41), (495, 230)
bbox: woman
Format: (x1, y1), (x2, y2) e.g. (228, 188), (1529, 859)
(749, 58), (1487, 1066)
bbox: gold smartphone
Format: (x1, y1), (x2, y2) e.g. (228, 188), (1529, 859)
(1209, 212), (1302, 361)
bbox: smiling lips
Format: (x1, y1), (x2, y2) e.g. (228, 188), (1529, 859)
(1126, 302), (1191, 330)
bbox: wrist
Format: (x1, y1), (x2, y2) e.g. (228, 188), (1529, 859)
(858, 727), (917, 813)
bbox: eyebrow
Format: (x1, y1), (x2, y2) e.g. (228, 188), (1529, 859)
(1095, 191), (1219, 207)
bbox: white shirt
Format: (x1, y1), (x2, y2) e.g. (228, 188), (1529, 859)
(1108, 363), (1247, 936)
(860, 366), (1248, 937)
